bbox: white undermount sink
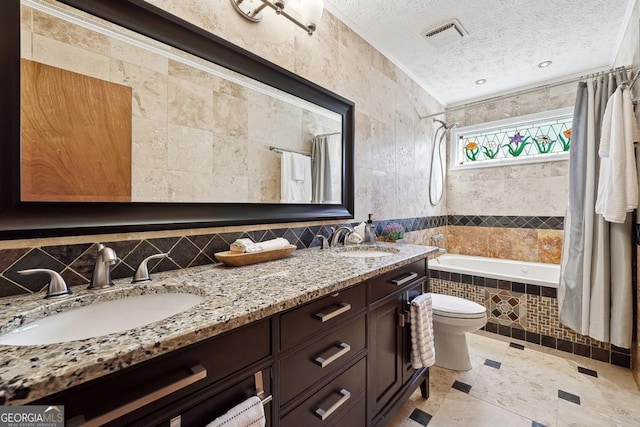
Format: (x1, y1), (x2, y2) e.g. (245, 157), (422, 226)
(333, 245), (400, 258)
(0, 293), (203, 346)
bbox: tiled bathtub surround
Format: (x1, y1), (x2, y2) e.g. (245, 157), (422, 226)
(446, 215), (565, 264)
(429, 270), (631, 368)
(0, 216), (446, 298)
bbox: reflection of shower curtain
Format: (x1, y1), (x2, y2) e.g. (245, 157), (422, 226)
(311, 135), (338, 203)
(559, 71), (636, 349)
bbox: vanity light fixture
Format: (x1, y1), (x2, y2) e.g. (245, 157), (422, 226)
(475, 79), (487, 85)
(231, 0), (324, 36)
(537, 60), (553, 68)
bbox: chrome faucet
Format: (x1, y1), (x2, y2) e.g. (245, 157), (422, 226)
(18, 269), (72, 299)
(430, 233), (447, 254)
(132, 253), (169, 284)
(329, 226), (355, 247)
(89, 243), (117, 289)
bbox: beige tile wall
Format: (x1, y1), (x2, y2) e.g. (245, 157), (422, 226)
(445, 226), (564, 264)
(446, 85), (575, 217)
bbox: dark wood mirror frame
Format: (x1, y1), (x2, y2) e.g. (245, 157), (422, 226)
(0, 0), (354, 240)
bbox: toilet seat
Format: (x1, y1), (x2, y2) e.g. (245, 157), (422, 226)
(430, 293), (486, 319)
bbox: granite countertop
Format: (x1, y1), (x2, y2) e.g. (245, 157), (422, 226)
(0, 243), (437, 405)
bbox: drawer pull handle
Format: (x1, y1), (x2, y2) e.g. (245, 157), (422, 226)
(71, 365), (207, 427)
(315, 302), (351, 322)
(314, 342), (351, 367)
(314, 388), (351, 420)
(391, 272), (418, 286)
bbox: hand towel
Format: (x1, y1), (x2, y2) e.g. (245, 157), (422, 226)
(595, 86), (640, 223)
(230, 238), (255, 253)
(280, 152), (312, 203)
(410, 293), (436, 369)
(244, 237), (291, 253)
(206, 395), (265, 427)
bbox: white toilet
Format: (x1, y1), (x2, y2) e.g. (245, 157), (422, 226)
(430, 293), (487, 371)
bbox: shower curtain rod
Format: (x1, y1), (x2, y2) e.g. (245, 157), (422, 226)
(419, 65), (634, 120)
(314, 131), (341, 137)
(268, 145), (311, 157)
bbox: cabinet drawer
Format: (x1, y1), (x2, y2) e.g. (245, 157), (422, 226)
(149, 368), (272, 427)
(280, 357), (366, 427)
(38, 319), (272, 426)
(368, 259), (426, 303)
(280, 284), (365, 351)
(280, 315), (366, 405)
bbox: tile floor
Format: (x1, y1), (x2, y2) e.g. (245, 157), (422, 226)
(389, 331), (640, 427)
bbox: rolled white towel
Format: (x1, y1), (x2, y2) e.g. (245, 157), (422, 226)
(230, 238), (255, 253)
(245, 237), (291, 253)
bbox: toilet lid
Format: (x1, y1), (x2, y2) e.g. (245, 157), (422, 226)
(430, 293), (486, 318)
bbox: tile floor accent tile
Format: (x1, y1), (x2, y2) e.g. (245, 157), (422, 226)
(408, 408), (432, 426)
(558, 390), (581, 405)
(484, 359), (501, 369)
(577, 366), (598, 377)
(510, 342), (525, 350)
(388, 331), (640, 427)
(451, 380), (472, 393)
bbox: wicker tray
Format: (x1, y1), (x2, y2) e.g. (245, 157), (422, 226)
(215, 245), (297, 267)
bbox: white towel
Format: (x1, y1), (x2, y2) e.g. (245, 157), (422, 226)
(409, 293), (436, 369)
(206, 396), (266, 427)
(280, 152), (312, 203)
(244, 237), (291, 253)
(595, 86), (640, 223)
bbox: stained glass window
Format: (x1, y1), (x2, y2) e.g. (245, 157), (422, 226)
(450, 107), (573, 170)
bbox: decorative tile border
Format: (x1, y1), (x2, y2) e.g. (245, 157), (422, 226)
(430, 276), (630, 368)
(448, 215), (564, 230)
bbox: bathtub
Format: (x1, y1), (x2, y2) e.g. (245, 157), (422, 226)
(429, 254), (560, 288)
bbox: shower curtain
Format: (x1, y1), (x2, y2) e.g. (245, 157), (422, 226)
(558, 71), (635, 349)
(311, 135), (338, 203)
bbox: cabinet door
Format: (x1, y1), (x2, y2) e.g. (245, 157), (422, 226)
(368, 296), (403, 418)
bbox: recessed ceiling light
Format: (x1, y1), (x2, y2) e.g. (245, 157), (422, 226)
(537, 60), (553, 68)
(475, 79), (487, 85)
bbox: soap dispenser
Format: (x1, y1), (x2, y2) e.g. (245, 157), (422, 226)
(364, 213), (377, 244)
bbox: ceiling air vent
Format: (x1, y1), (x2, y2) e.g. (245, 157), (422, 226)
(422, 19), (468, 48)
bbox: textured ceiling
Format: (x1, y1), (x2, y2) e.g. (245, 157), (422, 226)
(324, 0), (635, 106)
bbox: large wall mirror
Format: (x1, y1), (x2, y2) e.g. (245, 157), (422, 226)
(0, 0), (354, 239)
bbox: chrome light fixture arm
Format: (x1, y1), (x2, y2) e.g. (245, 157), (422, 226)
(231, 0), (322, 35)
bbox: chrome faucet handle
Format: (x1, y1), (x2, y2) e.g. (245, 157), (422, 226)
(329, 226), (355, 247)
(132, 253), (169, 284)
(18, 269), (72, 299)
(315, 235), (329, 249)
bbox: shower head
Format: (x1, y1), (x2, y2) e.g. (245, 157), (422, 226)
(433, 118), (459, 131)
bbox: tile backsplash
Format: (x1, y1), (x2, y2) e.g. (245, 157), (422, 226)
(0, 214), (560, 298)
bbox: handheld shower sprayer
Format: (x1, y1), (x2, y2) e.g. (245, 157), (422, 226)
(429, 119), (460, 207)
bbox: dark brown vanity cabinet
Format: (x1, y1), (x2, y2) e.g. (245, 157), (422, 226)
(30, 258), (431, 427)
(278, 283), (368, 426)
(367, 260), (429, 427)
(34, 319), (273, 427)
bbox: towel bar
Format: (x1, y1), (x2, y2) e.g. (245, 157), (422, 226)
(254, 371), (273, 406)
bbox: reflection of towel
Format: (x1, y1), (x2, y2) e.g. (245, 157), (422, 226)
(281, 152), (311, 203)
(206, 396), (265, 427)
(410, 293), (436, 369)
(596, 86), (640, 223)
